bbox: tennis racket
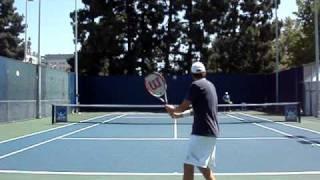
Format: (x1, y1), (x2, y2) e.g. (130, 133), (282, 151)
(144, 72), (168, 103)
(145, 72), (178, 139)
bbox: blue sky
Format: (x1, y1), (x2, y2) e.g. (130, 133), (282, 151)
(15, 0), (83, 56)
(14, 0), (298, 56)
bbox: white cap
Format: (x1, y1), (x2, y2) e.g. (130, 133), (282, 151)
(191, 62), (206, 74)
(225, 92), (228, 94)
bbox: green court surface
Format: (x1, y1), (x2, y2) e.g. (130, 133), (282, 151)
(0, 117), (57, 142)
(0, 112), (106, 141)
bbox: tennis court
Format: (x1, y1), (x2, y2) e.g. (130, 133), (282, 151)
(0, 106), (320, 180)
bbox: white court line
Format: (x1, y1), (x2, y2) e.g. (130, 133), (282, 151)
(0, 114), (127, 160)
(0, 170), (320, 176)
(123, 116), (169, 118)
(226, 114), (320, 147)
(0, 113), (116, 145)
(60, 137), (288, 141)
(237, 112), (320, 135)
(124, 116), (228, 119)
(174, 118), (178, 139)
(61, 137), (189, 141)
(0, 99), (68, 103)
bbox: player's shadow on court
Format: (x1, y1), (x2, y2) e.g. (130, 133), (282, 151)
(284, 135), (320, 145)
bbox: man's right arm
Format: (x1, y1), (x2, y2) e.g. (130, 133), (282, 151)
(175, 99), (191, 113)
(165, 83), (195, 118)
(165, 99), (192, 118)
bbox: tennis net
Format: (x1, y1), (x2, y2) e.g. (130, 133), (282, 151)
(51, 102), (301, 124)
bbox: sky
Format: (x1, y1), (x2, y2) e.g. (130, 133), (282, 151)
(14, 0), (298, 56)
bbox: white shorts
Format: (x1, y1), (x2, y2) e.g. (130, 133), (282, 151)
(184, 135), (217, 169)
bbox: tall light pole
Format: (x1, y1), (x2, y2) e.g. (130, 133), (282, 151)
(24, 0), (33, 62)
(36, 0), (42, 118)
(275, 0), (280, 103)
(75, 0), (79, 105)
(315, 0), (320, 117)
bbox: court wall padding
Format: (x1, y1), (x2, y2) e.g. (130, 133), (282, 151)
(79, 67), (303, 107)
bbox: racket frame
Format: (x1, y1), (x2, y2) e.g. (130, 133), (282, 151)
(144, 72), (168, 103)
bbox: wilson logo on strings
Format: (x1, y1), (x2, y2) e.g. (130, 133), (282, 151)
(147, 77), (163, 90)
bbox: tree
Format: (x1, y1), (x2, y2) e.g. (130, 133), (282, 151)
(133, 0), (166, 75)
(276, 0), (320, 68)
(209, 0), (278, 73)
(70, 0), (127, 75)
(174, 0), (229, 74)
(161, 0), (184, 74)
(71, 0), (168, 75)
(285, 0), (318, 66)
(278, 17), (304, 68)
(70, 0), (279, 75)
(0, 0), (25, 60)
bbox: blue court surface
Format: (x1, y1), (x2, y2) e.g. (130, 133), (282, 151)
(0, 112), (320, 178)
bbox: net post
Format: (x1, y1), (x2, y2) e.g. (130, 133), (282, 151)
(51, 104), (56, 124)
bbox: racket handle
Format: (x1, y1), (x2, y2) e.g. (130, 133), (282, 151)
(159, 97), (165, 103)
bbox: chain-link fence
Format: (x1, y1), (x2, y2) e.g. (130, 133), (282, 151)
(0, 56), (75, 122)
(303, 63), (320, 116)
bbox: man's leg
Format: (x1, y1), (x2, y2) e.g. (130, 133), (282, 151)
(198, 167), (216, 180)
(183, 163), (194, 180)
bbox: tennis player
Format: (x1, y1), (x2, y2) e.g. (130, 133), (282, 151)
(223, 92), (232, 112)
(223, 92), (232, 104)
(165, 62), (219, 180)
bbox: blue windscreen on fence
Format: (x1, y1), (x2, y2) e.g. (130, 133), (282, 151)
(78, 68), (303, 105)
